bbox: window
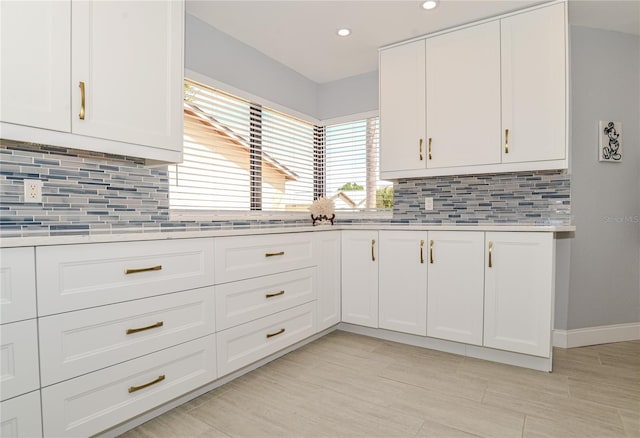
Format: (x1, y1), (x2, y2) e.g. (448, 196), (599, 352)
(170, 79), (392, 212)
(325, 118), (393, 210)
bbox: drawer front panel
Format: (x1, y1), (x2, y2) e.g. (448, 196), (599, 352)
(1, 390), (43, 438)
(217, 302), (316, 377)
(0, 247), (36, 324)
(39, 287), (215, 386)
(0, 320), (40, 401)
(215, 267), (316, 331)
(214, 233), (314, 284)
(36, 238), (214, 315)
(41, 334), (216, 438)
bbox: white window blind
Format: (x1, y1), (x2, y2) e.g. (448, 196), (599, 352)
(171, 79), (317, 211)
(326, 117), (393, 210)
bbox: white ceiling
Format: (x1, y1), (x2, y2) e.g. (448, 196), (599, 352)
(187, 0), (640, 84)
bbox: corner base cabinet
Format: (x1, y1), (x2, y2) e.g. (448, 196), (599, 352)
(483, 232), (554, 357)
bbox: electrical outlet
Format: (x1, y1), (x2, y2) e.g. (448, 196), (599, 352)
(24, 179), (43, 203)
(424, 197), (434, 211)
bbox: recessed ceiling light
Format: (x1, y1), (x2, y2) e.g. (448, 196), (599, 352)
(422, 0), (438, 10)
(337, 28), (351, 37)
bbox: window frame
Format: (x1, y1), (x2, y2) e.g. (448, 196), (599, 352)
(170, 71), (391, 221)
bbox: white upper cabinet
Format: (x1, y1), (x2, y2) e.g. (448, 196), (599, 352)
(0, 0), (71, 132)
(0, 0), (184, 163)
(71, 0), (184, 152)
(378, 231), (427, 336)
(426, 21), (501, 169)
(379, 2), (567, 179)
(501, 3), (566, 163)
(379, 40), (426, 173)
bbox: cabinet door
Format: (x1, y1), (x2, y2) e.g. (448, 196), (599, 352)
(315, 231), (341, 331)
(427, 232), (484, 345)
(341, 231), (378, 328)
(484, 232), (554, 357)
(380, 40), (426, 173)
(1, 247), (37, 325)
(378, 231), (427, 336)
(501, 3), (566, 163)
(0, 0), (70, 131)
(71, 0), (183, 151)
(1, 391), (43, 438)
(426, 21), (501, 168)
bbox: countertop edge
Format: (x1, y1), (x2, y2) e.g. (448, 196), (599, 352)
(0, 224), (576, 248)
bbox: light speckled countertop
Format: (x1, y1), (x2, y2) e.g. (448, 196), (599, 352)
(0, 223), (576, 248)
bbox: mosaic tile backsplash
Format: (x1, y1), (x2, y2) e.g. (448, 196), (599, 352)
(392, 171), (571, 225)
(0, 141), (571, 237)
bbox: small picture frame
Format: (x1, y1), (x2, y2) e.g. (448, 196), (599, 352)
(599, 121), (623, 162)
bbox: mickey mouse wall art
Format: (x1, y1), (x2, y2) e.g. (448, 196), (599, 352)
(599, 121), (623, 162)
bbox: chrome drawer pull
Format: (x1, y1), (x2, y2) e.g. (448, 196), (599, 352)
(265, 251), (285, 257)
(125, 265), (162, 275)
(265, 290), (285, 299)
(266, 328), (285, 338)
(128, 375), (165, 393)
(126, 321), (164, 335)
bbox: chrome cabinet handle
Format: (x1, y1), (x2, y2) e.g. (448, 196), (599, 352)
(125, 265), (162, 275)
(126, 321), (164, 335)
(128, 375), (165, 393)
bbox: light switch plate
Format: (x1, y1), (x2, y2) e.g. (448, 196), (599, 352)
(424, 197), (434, 211)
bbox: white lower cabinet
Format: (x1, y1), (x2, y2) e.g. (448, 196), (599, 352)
(0, 319), (40, 401)
(427, 231), (485, 345)
(0, 390), (43, 438)
(38, 287), (215, 386)
(341, 231), (379, 328)
(378, 231), (428, 336)
(483, 232), (554, 357)
(41, 334), (216, 438)
(216, 302), (316, 377)
(215, 268), (316, 331)
(315, 231), (341, 331)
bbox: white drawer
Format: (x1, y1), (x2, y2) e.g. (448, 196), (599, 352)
(1, 390), (43, 438)
(217, 302), (316, 377)
(215, 267), (316, 331)
(0, 247), (36, 324)
(41, 334), (216, 438)
(0, 319), (40, 401)
(36, 238), (214, 316)
(214, 233), (314, 284)
(39, 287), (215, 386)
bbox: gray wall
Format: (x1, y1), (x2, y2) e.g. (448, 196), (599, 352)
(566, 26), (640, 330)
(185, 14), (378, 122)
(317, 71), (379, 120)
(185, 14), (318, 118)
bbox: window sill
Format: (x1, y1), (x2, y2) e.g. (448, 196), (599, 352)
(169, 209), (393, 222)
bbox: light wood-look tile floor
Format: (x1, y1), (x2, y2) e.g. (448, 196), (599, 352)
(121, 331), (640, 438)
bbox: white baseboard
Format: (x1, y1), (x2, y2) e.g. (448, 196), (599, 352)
(553, 322), (640, 348)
